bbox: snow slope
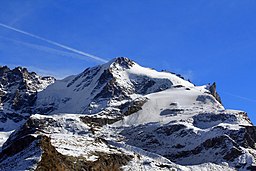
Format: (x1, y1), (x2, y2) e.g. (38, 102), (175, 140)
(35, 57), (195, 115)
(115, 86), (224, 126)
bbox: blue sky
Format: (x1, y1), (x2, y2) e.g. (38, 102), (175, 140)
(0, 0), (256, 123)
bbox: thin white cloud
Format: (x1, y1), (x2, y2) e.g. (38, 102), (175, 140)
(0, 36), (100, 62)
(0, 22), (108, 63)
(222, 91), (256, 103)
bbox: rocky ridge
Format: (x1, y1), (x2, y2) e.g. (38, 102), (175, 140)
(0, 66), (54, 148)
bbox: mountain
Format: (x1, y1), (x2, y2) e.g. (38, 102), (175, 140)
(35, 57), (193, 115)
(0, 57), (255, 171)
(0, 66), (54, 147)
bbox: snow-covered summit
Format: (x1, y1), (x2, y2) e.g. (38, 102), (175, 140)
(35, 57), (196, 115)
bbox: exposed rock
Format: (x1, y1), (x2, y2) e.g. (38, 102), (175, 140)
(120, 98), (147, 116)
(156, 124), (186, 136)
(169, 135), (243, 165)
(111, 57), (135, 69)
(131, 76), (172, 95)
(234, 126), (256, 149)
(36, 135), (71, 171)
(80, 116), (123, 127)
(208, 82), (222, 104)
(81, 98), (147, 128)
(83, 152), (133, 171)
(160, 109), (184, 116)
(193, 112), (237, 129)
(0, 66), (11, 76)
(0, 66), (54, 119)
(0, 135), (37, 163)
(196, 95), (217, 104)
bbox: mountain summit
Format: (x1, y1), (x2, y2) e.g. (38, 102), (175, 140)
(35, 57), (194, 115)
(0, 57), (255, 171)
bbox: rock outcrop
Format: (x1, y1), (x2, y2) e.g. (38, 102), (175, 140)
(208, 82), (222, 104)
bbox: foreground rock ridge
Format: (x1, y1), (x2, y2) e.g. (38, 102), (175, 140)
(0, 57), (255, 171)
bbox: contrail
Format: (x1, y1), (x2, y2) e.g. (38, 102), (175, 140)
(0, 22), (108, 63)
(0, 36), (96, 61)
(221, 91), (256, 103)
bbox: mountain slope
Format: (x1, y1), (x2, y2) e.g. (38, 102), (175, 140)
(0, 57), (255, 171)
(0, 66), (54, 148)
(35, 57), (194, 115)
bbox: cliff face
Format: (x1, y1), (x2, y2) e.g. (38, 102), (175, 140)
(0, 58), (255, 171)
(208, 82), (222, 104)
(0, 66), (55, 112)
(0, 66), (54, 148)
